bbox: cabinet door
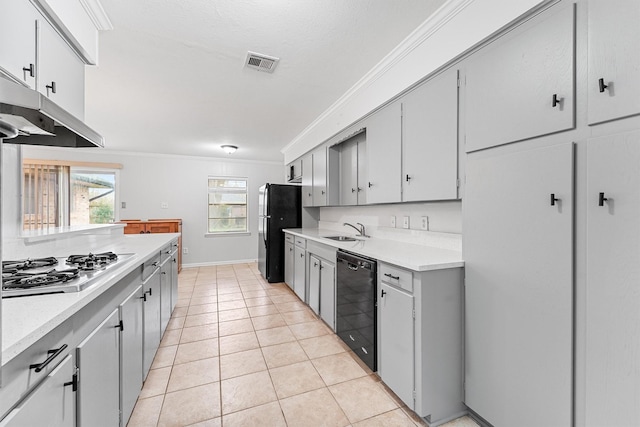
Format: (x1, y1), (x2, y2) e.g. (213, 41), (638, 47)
(320, 262), (335, 331)
(293, 245), (306, 301)
(142, 270), (161, 377)
(464, 3), (575, 152)
(585, 131), (640, 426)
(302, 154), (313, 207)
(0, 0), (37, 88)
(38, 18), (85, 119)
(171, 250), (179, 311)
(312, 149), (327, 206)
(0, 355), (75, 427)
(587, 0), (640, 125)
(76, 308), (120, 427)
(379, 283), (414, 407)
(284, 241), (294, 289)
(464, 142), (573, 427)
(339, 139), (358, 205)
(120, 286), (143, 426)
(308, 255), (321, 315)
(357, 140), (367, 205)
(402, 69), (458, 201)
(365, 102), (401, 204)
(160, 259), (172, 334)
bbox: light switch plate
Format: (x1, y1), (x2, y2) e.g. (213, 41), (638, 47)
(402, 216), (410, 229)
(161, 202), (169, 209)
(390, 216), (396, 227)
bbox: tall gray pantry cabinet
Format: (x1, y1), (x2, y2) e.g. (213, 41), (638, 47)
(462, 0), (640, 426)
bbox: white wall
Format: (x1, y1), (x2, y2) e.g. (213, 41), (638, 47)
(282, 0), (546, 163)
(21, 146), (284, 265)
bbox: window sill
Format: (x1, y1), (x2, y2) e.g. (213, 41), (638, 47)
(205, 232), (251, 238)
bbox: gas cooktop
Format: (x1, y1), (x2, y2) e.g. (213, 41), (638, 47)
(2, 252), (134, 298)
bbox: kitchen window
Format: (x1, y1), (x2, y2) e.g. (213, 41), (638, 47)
(207, 177), (248, 234)
(23, 159), (121, 230)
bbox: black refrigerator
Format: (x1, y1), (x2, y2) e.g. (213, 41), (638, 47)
(258, 183), (301, 282)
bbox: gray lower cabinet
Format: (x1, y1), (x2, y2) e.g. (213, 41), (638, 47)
(319, 261), (335, 331)
(284, 235), (295, 289)
(308, 255), (321, 315)
(119, 286), (144, 426)
(464, 2), (575, 152)
(587, 0), (640, 125)
(585, 130), (640, 426)
(142, 262), (162, 378)
(0, 354), (75, 427)
(378, 282), (414, 406)
(160, 253), (172, 334)
(170, 243), (179, 311)
(377, 262), (464, 425)
(76, 308), (120, 427)
(464, 142), (574, 426)
(293, 238), (307, 302)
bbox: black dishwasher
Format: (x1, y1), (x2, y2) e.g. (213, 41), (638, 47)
(336, 250), (377, 371)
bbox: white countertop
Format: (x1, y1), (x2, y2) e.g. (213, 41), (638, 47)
(20, 223), (126, 243)
(2, 233), (179, 366)
(284, 228), (464, 272)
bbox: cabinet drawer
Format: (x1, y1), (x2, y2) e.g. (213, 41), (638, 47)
(295, 237), (306, 249)
(160, 243), (173, 263)
(379, 263), (413, 292)
(285, 234), (294, 244)
(0, 322), (73, 419)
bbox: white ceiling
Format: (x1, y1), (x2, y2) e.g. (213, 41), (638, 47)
(86, 0), (446, 162)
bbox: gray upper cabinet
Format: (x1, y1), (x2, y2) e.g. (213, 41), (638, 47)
(585, 130), (640, 426)
(464, 142), (574, 427)
(38, 18), (85, 119)
(312, 148), (328, 206)
(365, 101), (402, 204)
(337, 132), (367, 206)
(402, 69), (459, 202)
(0, 0), (38, 88)
(587, 0), (640, 125)
(464, 3), (575, 153)
(301, 153), (313, 207)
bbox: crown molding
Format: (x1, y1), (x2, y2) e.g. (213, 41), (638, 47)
(280, 0), (474, 155)
(80, 0), (114, 31)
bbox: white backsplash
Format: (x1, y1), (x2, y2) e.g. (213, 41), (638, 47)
(318, 200), (462, 251)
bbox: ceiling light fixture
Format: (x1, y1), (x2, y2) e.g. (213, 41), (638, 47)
(221, 144), (238, 154)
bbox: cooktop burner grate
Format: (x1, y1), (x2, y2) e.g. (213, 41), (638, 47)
(66, 252), (118, 270)
(2, 257), (59, 271)
(2, 268), (80, 289)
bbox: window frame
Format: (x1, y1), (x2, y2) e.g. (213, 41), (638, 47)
(205, 176), (250, 237)
(69, 166), (121, 225)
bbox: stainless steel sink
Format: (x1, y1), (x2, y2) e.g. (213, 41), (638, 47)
(324, 235), (358, 242)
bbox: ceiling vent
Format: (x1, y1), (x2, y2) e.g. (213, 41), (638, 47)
(245, 51), (279, 73)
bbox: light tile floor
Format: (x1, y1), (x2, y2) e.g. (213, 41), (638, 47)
(127, 263), (480, 427)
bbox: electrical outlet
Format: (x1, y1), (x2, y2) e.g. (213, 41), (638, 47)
(390, 216), (396, 227)
(183, 247), (189, 254)
(402, 216), (410, 229)
(121, 201), (126, 209)
(421, 216), (429, 230)
(161, 202), (169, 209)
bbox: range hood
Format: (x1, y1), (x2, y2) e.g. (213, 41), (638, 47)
(0, 77), (104, 147)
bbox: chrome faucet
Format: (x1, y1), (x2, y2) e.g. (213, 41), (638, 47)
(343, 222), (369, 237)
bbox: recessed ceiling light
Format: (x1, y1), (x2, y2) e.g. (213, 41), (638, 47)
(221, 144), (238, 154)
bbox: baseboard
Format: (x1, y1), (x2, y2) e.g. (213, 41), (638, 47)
(182, 259), (257, 268)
